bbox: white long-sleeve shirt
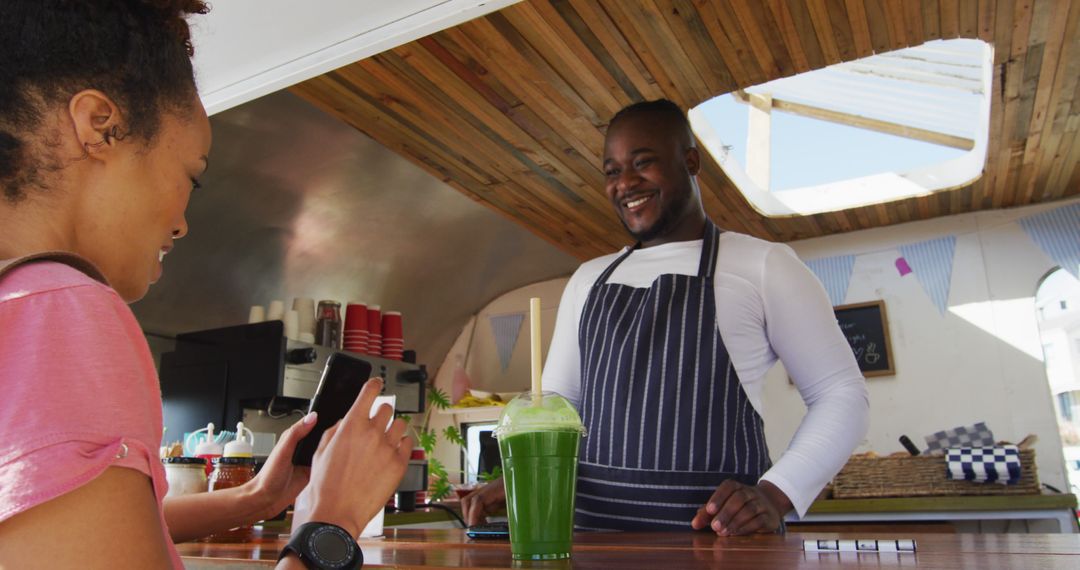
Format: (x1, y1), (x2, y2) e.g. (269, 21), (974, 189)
(544, 231), (869, 517)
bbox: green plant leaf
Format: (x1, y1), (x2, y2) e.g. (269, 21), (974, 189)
(429, 476), (452, 502)
(428, 386), (451, 410)
(428, 457), (447, 479)
(426, 458), (452, 502)
(442, 425), (466, 448)
(418, 429), (437, 455)
(478, 465), (503, 482)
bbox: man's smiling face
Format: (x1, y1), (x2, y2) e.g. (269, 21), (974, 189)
(603, 113), (701, 247)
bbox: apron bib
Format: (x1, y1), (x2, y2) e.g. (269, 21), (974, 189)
(575, 222), (770, 530)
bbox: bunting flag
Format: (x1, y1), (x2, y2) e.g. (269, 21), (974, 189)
(899, 236), (957, 315)
(488, 313), (525, 372)
(805, 255), (856, 306)
(1018, 202), (1080, 280)
(895, 257), (913, 276)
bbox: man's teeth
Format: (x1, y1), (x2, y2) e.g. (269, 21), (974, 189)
(625, 196), (652, 209)
(159, 250), (166, 262)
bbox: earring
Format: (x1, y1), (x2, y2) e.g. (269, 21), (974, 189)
(101, 125), (120, 145)
(83, 138), (106, 153)
(84, 125), (123, 153)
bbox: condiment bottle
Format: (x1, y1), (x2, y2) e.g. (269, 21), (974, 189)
(315, 300), (342, 349)
(163, 457), (208, 498)
(207, 457), (258, 542)
(223, 422), (254, 458)
(189, 423), (224, 477)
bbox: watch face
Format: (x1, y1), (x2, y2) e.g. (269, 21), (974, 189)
(313, 529), (352, 565)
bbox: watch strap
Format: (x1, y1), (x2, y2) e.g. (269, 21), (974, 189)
(279, 522), (362, 570)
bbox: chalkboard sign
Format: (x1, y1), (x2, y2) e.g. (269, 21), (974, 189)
(834, 300), (894, 377)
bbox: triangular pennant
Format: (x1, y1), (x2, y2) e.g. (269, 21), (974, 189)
(899, 236), (957, 315)
(488, 313), (525, 372)
(1018, 202), (1080, 280)
(804, 255), (855, 306)
(895, 257), (912, 276)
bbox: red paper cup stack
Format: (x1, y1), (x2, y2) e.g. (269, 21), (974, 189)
(381, 311), (404, 360)
(366, 305), (382, 357)
(342, 302), (368, 354)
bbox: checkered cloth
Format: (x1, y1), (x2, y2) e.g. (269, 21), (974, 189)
(924, 422), (995, 455)
(945, 445), (1022, 485)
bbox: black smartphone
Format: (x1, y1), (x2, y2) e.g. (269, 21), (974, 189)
(465, 522), (510, 540)
(292, 352), (374, 466)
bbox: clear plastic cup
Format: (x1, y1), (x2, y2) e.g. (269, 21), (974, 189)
(493, 391), (585, 560)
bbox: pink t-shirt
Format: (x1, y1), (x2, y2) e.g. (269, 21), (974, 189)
(0, 261), (182, 568)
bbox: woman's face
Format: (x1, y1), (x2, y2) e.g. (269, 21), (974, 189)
(76, 100), (212, 302)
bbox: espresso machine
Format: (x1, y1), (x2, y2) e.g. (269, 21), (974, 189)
(160, 320), (428, 501)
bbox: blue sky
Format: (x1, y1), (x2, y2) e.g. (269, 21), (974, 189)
(697, 94), (967, 191)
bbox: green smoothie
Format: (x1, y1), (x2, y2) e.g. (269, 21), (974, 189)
(494, 391), (585, 561)
(499, 429), (580, 560)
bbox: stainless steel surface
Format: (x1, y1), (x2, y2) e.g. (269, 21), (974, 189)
(282, 339), (426, 413)
(132, 90), (579, 370)
(398, 461), (429, 493)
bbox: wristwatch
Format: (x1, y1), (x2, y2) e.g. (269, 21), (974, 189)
(279, 522), (363, 569)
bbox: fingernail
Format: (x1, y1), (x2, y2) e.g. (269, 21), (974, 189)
(304, 412), (317, 425)
(706, 503), (717, 515)
(712, 520), (721, 531)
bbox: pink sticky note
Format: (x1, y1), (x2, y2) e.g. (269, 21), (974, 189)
(896, 257), (912, 276)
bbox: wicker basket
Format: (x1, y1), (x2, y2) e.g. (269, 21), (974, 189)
(831, 449), (1039, 498)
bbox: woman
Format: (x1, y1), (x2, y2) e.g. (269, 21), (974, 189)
(0, 2), (411, 568)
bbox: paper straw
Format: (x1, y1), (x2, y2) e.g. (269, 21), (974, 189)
(530, 297), (542, 399)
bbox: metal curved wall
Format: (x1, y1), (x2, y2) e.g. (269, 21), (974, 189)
(133, 90), (580, 371)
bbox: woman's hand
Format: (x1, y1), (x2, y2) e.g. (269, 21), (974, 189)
(245, 412), (318, 520)
(163, 415), (320, 543)
(299, 378), (414, 536)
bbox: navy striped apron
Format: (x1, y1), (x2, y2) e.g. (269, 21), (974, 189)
(575, 221), (771, 531)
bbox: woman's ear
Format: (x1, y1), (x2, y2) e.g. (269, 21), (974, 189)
(68, 90), (123, 160)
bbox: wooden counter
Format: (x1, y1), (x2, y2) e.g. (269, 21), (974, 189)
(797, 494), (1080, 532)
(178, 528), (1080, 569)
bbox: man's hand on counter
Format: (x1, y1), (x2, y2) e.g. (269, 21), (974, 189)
(461, 478), (506, 527)
(690, 480), (793, 536)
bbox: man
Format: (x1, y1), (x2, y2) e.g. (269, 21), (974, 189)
(463, 99), (868, 535)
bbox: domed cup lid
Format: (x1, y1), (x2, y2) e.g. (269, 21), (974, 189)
(493, 391), (586, 438)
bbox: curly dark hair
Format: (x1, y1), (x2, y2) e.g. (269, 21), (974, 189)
(0, 0), (210, 202)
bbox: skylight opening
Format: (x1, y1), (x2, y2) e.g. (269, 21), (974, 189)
(689, 39), (993, 217)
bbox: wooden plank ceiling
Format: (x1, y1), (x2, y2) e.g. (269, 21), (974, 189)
(291, 0), (1080, 260)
